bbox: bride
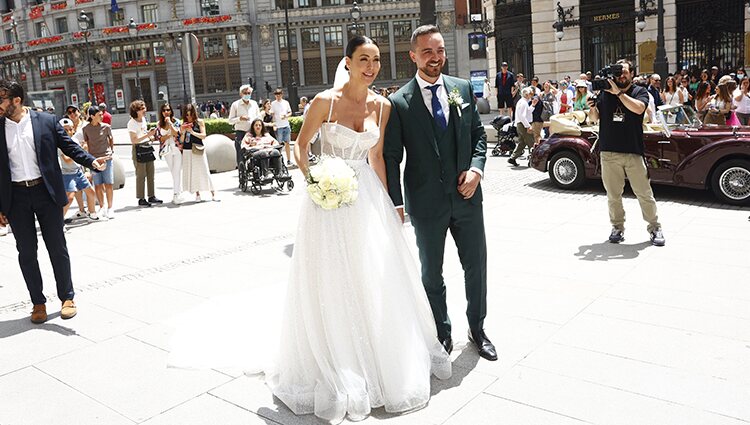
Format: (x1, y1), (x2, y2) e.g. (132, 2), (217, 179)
(170, 36), (450, 424)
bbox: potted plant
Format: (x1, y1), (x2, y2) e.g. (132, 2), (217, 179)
(289, 116), (304, 141)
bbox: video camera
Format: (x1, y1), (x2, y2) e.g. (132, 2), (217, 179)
(591, 64), (624, 91)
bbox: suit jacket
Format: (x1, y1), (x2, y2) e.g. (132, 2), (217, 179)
(384, 75), (487, 218)
(0, 110), (97, 215)
(495, 71), (515, 96)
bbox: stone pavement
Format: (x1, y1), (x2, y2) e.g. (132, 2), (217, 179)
(1, 136), (749, 425)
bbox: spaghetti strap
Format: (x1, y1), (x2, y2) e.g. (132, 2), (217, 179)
(327, 94), (335, 123)
(378, 99), (384, 127)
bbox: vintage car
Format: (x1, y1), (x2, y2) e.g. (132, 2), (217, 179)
(529, 105), (750, 205)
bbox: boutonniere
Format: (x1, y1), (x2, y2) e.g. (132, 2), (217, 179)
(448, 87), (464, 118)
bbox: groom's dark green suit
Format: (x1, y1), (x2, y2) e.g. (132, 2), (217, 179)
(384, 75), (488, 341)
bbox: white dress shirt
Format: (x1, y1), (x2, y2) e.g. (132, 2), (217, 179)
(416, 73), (451, 123)
(228, 98), (260, 132)
(514, 97), (532, 129)
(5, 112), (41, 182)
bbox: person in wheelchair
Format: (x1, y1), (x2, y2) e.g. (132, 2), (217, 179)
(241, 119), (286, 181)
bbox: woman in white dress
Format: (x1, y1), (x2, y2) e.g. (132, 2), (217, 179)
(156, 103), (183, 204)
(180, 103), (217, 202)
(169, 36), (450, 424)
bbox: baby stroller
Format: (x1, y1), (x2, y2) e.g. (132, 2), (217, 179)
(490, 115), (517, 156)
(238, 146), (294, 195)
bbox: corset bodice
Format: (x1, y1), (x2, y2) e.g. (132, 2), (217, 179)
(319, 123), (380, 161)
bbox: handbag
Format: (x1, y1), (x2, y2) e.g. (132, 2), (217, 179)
(704, 109), (726, 125)
(191, 141), (205, 155)
(135, 143), (156, 163)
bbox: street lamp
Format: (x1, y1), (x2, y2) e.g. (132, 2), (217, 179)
(282, 0), (298, 112)
(350, 1), (362, 35)
(551, 2), (579, 41)
(175, 35), (188, 105)
(78, 10), (94, 104)
(128, 17), (143, 101)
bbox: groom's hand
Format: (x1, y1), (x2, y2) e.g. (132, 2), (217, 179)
(458, 170), (480, 199)
(396, 208), (405, 223)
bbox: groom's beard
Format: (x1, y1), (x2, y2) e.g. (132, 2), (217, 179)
(419, 60), (444, 79)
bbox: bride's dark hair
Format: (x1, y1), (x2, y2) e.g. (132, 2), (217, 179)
(345, 35), (377, 60)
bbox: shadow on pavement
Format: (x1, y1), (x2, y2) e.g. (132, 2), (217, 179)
(0, 312), (78, 339)
(575, 241), (652, 261)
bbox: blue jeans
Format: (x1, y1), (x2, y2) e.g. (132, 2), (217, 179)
(91, 159), (114, 185)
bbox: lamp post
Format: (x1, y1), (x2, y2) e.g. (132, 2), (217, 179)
(128, 17), (143, 100)
(78, 10), (95, 104)
(551, 2), (579, 41)
(350, 2), (362, 35)
(282, 0), (298, 113)
(175, 35), (188, 106)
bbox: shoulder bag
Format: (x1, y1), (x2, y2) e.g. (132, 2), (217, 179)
(135, 142), (156, 163)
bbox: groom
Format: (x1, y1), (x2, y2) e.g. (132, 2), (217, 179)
(384, 25), (496, 361)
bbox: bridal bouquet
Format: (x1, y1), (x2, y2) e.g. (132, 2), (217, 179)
(306, 156), (359, 210)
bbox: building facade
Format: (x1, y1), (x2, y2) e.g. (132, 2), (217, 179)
(0, 0), (493, 113)
(490, 0), (750, 83)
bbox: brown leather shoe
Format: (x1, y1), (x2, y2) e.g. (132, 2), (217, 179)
(61, 299), (77, 320)
(31, 304), (47, 324)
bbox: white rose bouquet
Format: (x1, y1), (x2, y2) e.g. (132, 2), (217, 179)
(306, 156), (359, 210)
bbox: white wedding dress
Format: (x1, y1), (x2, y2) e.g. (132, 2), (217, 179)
(169, 95), (451, 424)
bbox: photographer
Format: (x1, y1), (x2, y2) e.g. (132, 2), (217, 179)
(587, 59), (665, 247)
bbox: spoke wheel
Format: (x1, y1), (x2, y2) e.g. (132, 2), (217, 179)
(711, 159), (750, 205)
(548, 151), (585, 189)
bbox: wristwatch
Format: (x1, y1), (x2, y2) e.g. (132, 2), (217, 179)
(616, 91), (625, 97)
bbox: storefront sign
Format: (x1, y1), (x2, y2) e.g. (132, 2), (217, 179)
(470, 70), (487, 98)
(71, 93), (78, 105)
(115, 89), (125, 109)
(593, 13), (621, 23)
(639, 40), (657, 74)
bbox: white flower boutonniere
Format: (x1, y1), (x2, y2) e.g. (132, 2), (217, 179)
(448, 87), (464, 118)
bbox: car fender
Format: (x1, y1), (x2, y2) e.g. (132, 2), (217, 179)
(536, 136), (596, 173)
(674, 137), (750, 187)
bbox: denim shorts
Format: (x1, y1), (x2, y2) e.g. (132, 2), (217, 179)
(62, 169), (92, 192)
(92, 159), (114, 185)
(276, 126), (291, 143)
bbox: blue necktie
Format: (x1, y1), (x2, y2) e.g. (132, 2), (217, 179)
(427, 85), (447, 130)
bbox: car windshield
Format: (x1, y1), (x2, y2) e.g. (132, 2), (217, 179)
(656, 104), (701, 132)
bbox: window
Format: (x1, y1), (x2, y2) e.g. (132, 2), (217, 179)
(346, 23), (365, 37)
(301, 27), (320, 49)
(370, 23), (391, 80)
(141, 4), (158, 23)
(393, 21), (412, 42)
(203, 36), (224, 59)
(5, 29), (14, 44)
(43, 53), (68, 72)
(369, 22), (389, 46)
(153, 41), (165, 58)
(55, 17), (68, 34)
(200, 0), (220, 16)
(111, 10), (125, 26)
(81, 11), (94, 29)
(35, 22), (50, 38)
(298, 0), (317, 6)
(275, 0), (294, 9)
(394, 21), (414, 79)
(111, 46), (122, 63)
(322, 0), (343, 5)
(278, 29), (297, 49)
(324, 25), (343, 48)
(226, 34), (239, 57)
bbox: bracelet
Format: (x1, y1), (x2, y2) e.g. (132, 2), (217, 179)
(616, 92), (624, 97)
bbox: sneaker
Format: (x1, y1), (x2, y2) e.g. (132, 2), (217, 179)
(138, 198), (152, 207)
(100, 208), (108, 219)
(106, 208), (115, 219)
(608, 227), (625, 243)
(507, 157), (519, 167)
(148, 196), (163, 204)
(172, 194), (182, 205)
(650, 228), (665, 246)
(73, 210), (87, 220)
(286, 160), (293, 166)
(63, 217), (74, 224)
(87, 213), (99, 221)
(264, 171), (275, 180)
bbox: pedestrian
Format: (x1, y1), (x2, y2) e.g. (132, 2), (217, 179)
(127, 100), (163, 207)
(83, 106), (116, 218)
(99, 103), (112, 125)
(260, 99), (276, 139)
(156, 103), (183, 204)
(271, 88), (293, 166)
(0, 79), (110, 323)
(494, 61), (515, 117)
(299, 96), (310, 118)
(733, 77), (750, 125)
(59, 118), (99, 223)
(508, 87), (535, 167)
(180, 103), (217, 202)
(228, 84), (260, 168)
(587, 59), (665, 246)
(648, 74), (663, 108)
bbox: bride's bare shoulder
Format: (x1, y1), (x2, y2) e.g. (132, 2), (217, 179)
(314, 88), (342, 103)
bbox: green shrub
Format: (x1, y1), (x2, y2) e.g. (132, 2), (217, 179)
(147, 118), (233, 135)
(289, 116), (304, 134)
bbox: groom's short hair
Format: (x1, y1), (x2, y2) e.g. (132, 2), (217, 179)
(410, 25), (441, 51)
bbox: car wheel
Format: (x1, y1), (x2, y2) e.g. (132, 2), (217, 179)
(548, 151), (585, 189)
(711, 159), (750, 205)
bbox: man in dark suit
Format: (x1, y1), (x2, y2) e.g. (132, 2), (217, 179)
(0, 79), (109, 323)
(384, 26), (496, 361)
(495, 61), (515, 118)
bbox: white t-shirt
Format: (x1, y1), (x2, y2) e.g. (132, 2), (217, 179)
(127, 117), (148, 140)
(270, 99), (291, 129)
(733, 89), (750, 114)
(663, 90), (683, 106)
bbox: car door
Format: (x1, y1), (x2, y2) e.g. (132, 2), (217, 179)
(643, 130), (678, 183)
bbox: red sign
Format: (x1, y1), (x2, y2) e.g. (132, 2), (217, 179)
(28, 36), (64, 47)
(111, 61), (123, 69)
(0, 44), (13, 52)
(29, 5), (44, 20)
(183, 15), (231, 26)
(51, 2), (67, 10)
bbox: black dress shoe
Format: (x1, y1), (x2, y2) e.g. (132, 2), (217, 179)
(439, 336), (453, 355)
(468, 329), (498, 361)
(138, 198), (152, 207)
(147, 196), (163, 204)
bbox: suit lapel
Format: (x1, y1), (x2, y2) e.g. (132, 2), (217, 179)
(406, 79), (439, 156)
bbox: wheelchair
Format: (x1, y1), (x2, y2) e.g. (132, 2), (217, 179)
(238, 146), (294, 195)
(490, 115), (518, 156)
